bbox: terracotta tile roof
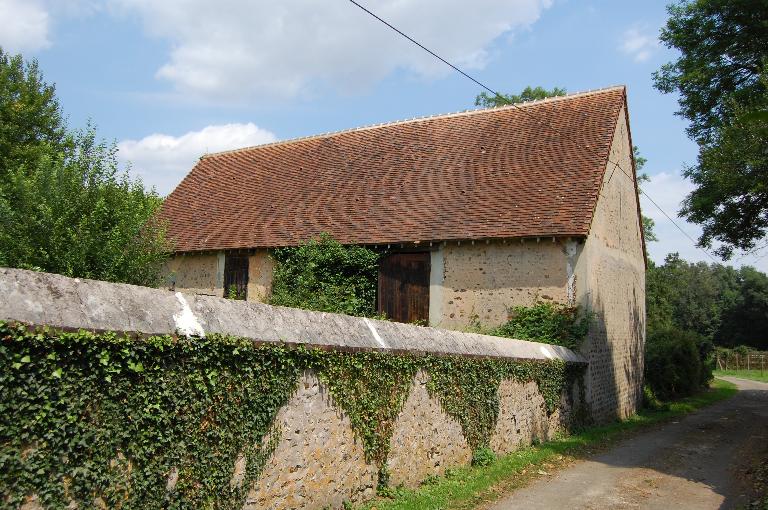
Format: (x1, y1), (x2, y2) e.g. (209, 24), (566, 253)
(160, 86), (627, 252)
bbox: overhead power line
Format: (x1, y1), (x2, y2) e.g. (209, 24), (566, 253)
(346, 0), (720, 264)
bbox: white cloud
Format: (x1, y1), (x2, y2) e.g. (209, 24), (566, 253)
(113, 0), (552, 102)
(118, 123), (277, 195)
(619, 26), (659, 62)
(0, 0), (50, 53)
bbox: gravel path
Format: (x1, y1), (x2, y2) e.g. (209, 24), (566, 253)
(486, 377), (768, 510)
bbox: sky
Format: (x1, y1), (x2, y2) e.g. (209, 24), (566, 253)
(2, 0), (764, 271)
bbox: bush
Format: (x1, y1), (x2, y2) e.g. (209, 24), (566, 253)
(645, 327), (712, 400)
(488, 302), (591, 351)
(269, 233), (381, 317)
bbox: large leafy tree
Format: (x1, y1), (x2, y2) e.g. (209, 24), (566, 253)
(646, 253), (768, 349)
(0, 50), (70, 179)
(0, 48), (170, 286)
(475, 86), (657, 243)
(653, 0), (768, 258)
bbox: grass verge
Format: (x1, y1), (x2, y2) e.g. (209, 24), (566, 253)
(714, 369), (768, 383)
(361, 379), (738, 510)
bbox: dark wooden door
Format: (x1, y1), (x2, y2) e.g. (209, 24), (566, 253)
(223, 254), (249, 300)
(378, 252), (430, 324)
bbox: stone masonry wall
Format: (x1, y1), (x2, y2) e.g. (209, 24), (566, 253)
(0, 268), (587, 510)
(573, 105), (646, 421)
(246, 370), (572, 509)
(431, 240), (570, 329)
(245, 372), (378, 509)
(164, 250), (274, 301)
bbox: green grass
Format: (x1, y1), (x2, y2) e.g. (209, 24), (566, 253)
(714, 369), (768, 383)
(361, 379), (738, 510)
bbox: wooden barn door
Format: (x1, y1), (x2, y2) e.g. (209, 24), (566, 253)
(378, 252), (430, 324)
(223, 254), (249, 300)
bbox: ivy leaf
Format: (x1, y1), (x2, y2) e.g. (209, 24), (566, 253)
(20, 355), (31, 363)
(128, 361), (144, 373)
(52, 368), (63, 379)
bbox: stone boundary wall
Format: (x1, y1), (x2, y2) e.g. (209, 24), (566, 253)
(1, 268), (584, 509)
(0, 268), (584, 364)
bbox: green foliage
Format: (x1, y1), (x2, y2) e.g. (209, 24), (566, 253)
(654, 0), (767, 143)
(0, 322), (582, 504)
(0, 322), (301, 509)
(646, 254), (768, 349)
(470, 447), (496, 467)
(314, 351), (418, 467)
(269, 233), (381, 317)
(475, 86), (567, 108)
(486, 302), (592, 351)
(0, 48), (69, 180)
(226, 285), (244, 300)
(0, 49), (170, 286)
(644, 327), (712, 400)
(426, 356), (582, 451)
(654, 1), (768, 257)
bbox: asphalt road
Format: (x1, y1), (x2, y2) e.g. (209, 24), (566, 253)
(486, 377), (768, 510)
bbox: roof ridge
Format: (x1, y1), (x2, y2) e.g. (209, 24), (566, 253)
(201, 85), (626, 159)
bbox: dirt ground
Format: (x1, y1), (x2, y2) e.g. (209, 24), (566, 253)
(485, 377), (768, 510)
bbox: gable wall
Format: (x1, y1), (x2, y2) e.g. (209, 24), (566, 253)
(572, 105), (646, 421)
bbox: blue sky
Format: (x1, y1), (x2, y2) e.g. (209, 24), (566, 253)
(2, 0), (762, 270)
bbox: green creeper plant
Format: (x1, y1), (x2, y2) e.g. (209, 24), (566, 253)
(269, 233), (382, 317)
(0, 321), (584, 506)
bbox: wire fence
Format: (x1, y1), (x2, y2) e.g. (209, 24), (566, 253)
(715, 352), (768, 374)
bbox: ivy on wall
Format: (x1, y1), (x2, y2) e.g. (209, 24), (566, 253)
(480, 302), (593, 351)
(1, 322), (583, 508)
(268, 233), (382, 318)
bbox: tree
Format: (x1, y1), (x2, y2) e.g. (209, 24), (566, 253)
(653, 1), (768, 258)
(475, 86), (566, 108)
(645, 252), (768, 350)
(717, 266), (768, 348)
(0, 49), (170, 286)
(634, 146), (658, 243)
(474, 87), (657, 243)
(0, 48), (69, 179)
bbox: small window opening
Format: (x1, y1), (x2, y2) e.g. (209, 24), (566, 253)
(224, 254), (249, 300)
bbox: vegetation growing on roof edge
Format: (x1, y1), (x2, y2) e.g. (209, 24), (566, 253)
(0, 322), (584, 508)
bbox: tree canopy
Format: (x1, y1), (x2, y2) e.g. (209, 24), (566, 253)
(654, 0), (768, 258)
(647, 253), (768, 350)
(474, 86), (566, 108)
(0, 50), (69, 179)
(0, 48), (170, 286)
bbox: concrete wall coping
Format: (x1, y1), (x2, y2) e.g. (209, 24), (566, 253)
(0, 268), (586, 364)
